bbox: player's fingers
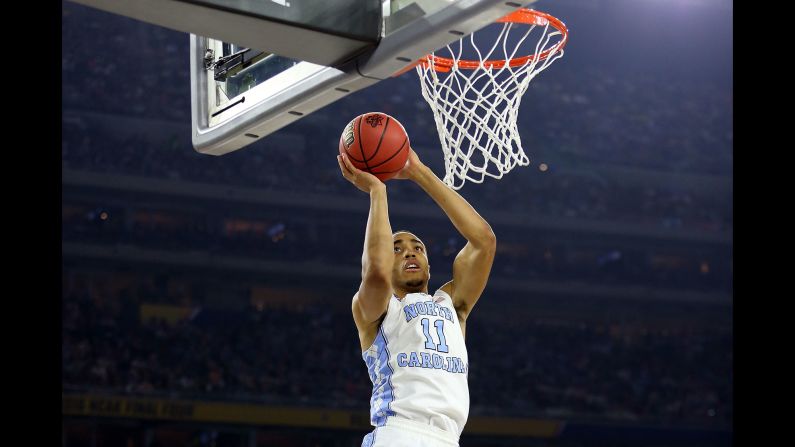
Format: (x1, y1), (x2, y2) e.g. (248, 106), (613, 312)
(341, 153), (359, 174)
(342, 155), (358, 178)
(337, 155), (352, 179)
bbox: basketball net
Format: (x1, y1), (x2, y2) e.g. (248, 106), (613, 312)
(415, 9), (567, 190)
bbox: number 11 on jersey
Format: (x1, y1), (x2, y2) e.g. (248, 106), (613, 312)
(421, 318), (449, 353)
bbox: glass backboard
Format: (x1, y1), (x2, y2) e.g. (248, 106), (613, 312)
(191, 0), (541, 155)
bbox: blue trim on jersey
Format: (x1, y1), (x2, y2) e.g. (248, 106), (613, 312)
(380, 325), (397, 425)
(363, 326), (396, 427)
(361, 427), (377, 447)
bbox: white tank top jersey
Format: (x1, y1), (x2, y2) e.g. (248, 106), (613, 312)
(362, 289), (469, 439)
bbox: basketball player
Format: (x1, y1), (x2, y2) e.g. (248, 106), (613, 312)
(337, 148), (496, 447)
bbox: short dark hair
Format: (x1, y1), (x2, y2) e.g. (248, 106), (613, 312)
(392, 230), (425, 248)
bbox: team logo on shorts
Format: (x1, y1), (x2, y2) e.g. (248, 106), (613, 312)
(365, 115), (384, 128)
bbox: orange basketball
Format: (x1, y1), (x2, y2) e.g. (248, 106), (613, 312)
(339, 112), (410, 181)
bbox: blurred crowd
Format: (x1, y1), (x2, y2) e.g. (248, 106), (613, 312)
(61, 4), (190, 122)
(60, 113), (732, 234)
(62, 199), (732, 293)
(62, 268), (732, 428)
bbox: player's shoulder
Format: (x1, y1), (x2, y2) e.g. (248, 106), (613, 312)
(431, 283), (455, 307)
(437, 280), (454, 298)
(351, 292), (389, 352)
(436, 280), (469, 317)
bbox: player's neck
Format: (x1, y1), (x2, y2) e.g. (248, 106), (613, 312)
(393, 287), (429, 299)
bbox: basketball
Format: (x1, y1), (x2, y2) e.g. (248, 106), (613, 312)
(339, 112), (410, 181)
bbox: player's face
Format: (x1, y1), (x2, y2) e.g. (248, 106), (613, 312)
(392, 232), (429, 291)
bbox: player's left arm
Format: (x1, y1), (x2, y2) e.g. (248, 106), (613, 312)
(396, 149), (496, 321)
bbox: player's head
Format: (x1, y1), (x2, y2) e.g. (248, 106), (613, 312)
(392, 230), (429, 293)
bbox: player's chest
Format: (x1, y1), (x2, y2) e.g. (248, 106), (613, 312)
(392, 298), (459, 349)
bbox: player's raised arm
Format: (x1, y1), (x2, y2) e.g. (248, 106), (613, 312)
(395, 149), (496, 321)
(337, 154), (394, 324)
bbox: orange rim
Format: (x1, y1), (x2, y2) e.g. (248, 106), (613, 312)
(420, 9), (568, 73)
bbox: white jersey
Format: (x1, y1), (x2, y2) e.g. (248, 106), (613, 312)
(362, 289), (469, 437)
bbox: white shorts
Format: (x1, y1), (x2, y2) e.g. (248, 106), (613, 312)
(361, 417), (460, 447)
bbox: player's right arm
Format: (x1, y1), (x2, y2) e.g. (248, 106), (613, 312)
(337, 154), (394, 348)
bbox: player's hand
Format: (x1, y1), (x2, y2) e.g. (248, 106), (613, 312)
(338, 153), (385, 193)
(393, 148), (424, 181)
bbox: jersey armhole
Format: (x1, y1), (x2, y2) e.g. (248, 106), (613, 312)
(361, 296), (394, 354)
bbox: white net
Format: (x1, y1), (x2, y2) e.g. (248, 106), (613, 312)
(416, 10), (566, 189)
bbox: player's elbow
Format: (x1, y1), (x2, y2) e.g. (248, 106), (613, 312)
(475, 226), (496, 252)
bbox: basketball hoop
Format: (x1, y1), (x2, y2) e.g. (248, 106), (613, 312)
(415, 9), (568, 189)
